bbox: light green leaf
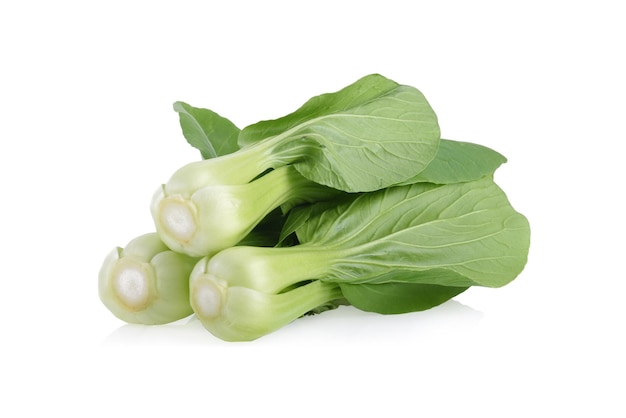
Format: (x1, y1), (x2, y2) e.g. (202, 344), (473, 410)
(173, 101), (240, 159)
(294, 177), (530, 288)
(239, 74), (441, 192)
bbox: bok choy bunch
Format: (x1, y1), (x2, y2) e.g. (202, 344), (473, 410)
(99, 73), (531, 342)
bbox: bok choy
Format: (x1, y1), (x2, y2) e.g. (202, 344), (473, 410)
(98, 233), (198, 325)
(152, 74), (440, 256)
(190, 176), (530, 341)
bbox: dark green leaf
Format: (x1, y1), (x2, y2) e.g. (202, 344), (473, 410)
(340, 281), (468, 314)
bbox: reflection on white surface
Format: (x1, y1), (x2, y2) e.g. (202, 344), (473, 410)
(102, 299), (483, 346)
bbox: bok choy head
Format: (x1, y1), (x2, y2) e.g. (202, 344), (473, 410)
(98, 233), (199, 325)
(152, 74), (440, 256)
(151, 165), (336, 257)
(190, 177), (530, 341)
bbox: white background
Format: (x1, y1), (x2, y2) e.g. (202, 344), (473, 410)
(1, 0), (624, 416)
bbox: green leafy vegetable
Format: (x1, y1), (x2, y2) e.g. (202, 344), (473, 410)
(162, 74), (440, 193)
(98, 233), (199, 325)
(150, 165), (336, 256)
(99, 74), (531, 342)
(152, 74), (440, 256)
(190, 177), (529, 340)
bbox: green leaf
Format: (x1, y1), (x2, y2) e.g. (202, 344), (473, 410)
(173, 101), (240, 159)
(398, 139), (507, 185)
(339, 281), (468, 314)
(239, 74), (441, 192)
(294, 177), (530, 288)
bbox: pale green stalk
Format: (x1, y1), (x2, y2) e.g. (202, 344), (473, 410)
(161, 132), (316, 198)
(151, 165), (336, 257)
(201, 245), (345, 294)
(189, 257), (343, 342)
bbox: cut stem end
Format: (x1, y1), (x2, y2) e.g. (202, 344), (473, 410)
(159, 197), (197, 243)
(111, 260), (153, 311)
(191, 276), (224, 320)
